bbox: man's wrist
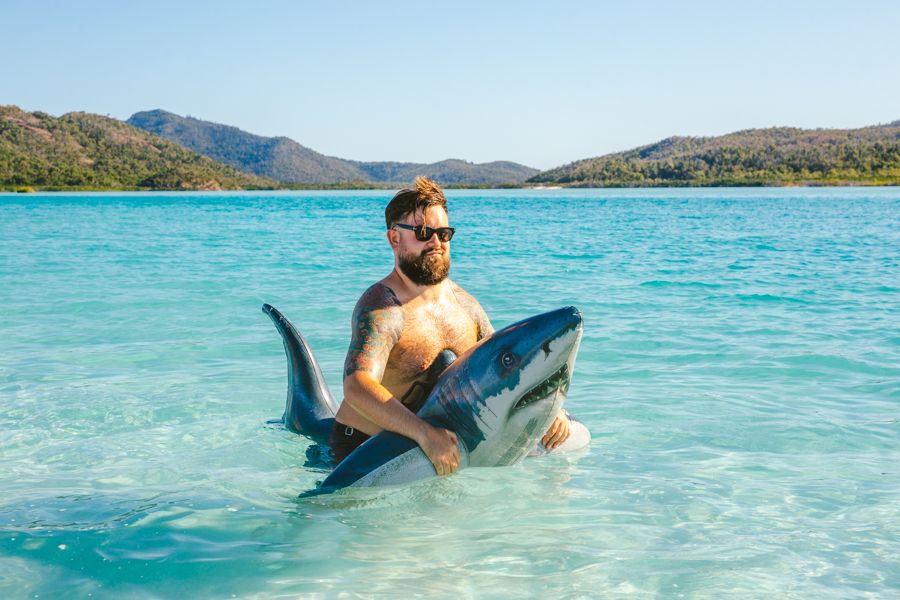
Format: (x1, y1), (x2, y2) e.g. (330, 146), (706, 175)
(413, 418), (432, 445)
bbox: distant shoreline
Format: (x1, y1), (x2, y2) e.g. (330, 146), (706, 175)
(3, 181), (897, 193)
(5, 106), (897, 193)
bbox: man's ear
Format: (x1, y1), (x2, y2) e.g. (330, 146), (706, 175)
(387, 229), (400, 249)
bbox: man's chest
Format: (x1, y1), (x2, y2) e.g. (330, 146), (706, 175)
(386, 303), (478, 380)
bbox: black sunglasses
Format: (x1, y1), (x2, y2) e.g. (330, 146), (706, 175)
(393, 223), (456, 242)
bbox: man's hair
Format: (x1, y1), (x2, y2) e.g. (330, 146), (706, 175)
(384, 176), (448, 230)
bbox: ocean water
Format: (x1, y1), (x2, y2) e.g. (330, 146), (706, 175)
(0, 188), (898, 598)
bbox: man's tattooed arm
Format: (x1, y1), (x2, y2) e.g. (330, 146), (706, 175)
(449, 281), (494, 340)
(343, 283), (405, 380)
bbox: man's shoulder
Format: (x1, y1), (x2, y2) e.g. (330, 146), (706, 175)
(446, 280), (493, 337)
(354, 281), (403, 315)
(447, 279), (479, 303)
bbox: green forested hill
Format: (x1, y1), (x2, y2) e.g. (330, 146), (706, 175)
(8, 105), (898, 191)
(0, 106), (276, 191)
(528, 123), (900, 187)
(128, 109), (539, 185)
(127, 109), (365, 184)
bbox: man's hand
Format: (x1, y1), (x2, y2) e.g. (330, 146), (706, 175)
(418, 424), (460, 476)
(542, 411), (571, 449)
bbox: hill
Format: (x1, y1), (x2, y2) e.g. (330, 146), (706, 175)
(352, 158), (539, 186)
(528, 123), (900, 187)
(0, 106), (275, 191)
(127, 110), (539, 185)
(126, 109), (364, 184)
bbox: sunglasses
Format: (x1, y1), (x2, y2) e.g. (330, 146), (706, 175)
(393, 223), (456, 242)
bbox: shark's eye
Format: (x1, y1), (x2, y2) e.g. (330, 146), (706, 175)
(500, 351), (515, 368)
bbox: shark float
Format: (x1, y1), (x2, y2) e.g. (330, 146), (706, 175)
(262, 303), (589, 493)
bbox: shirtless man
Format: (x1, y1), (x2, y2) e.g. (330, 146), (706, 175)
(329, 177), (571, 474)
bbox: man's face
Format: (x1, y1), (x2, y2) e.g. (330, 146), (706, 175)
(394, 207), (451, 286)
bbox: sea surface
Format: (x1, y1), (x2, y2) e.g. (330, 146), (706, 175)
(1, 188), (898, 598)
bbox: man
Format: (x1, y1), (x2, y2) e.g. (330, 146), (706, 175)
(329, 176), (571, 474)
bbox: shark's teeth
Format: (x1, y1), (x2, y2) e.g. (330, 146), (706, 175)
(514, 363), (569, 410)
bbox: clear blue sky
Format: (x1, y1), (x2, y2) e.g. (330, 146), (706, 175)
(3, 0), (898, 169)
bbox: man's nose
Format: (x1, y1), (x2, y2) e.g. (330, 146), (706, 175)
(424, 231), (442, 247)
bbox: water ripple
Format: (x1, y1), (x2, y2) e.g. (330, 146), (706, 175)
(1, 188), (899, 597)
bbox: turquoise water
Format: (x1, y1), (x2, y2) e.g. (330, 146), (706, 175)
(1, 188), (898, 598)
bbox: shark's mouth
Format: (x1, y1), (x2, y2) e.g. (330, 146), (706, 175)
(513, 363), (570, 410)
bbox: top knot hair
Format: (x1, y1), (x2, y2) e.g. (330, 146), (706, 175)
(384, 176), (448, 229)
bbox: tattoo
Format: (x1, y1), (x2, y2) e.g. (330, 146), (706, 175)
(449, 281), (494, 340)
(343, 283), (404, 379)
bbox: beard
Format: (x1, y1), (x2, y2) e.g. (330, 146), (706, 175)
(398, 248), (451, 286)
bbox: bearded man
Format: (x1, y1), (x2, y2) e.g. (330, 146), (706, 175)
(330, 177), (572, 474)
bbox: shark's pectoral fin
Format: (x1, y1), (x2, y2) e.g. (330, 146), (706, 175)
(401, 349), (458, 414)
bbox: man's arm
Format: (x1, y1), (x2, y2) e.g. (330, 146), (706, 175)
(343, 284), (404, 381)
(342, 284), (460, 476)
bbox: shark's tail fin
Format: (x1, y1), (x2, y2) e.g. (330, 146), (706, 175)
(262, 304), (338, 443)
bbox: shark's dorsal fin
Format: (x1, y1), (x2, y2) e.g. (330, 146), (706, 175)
(262, 304), (337, 443)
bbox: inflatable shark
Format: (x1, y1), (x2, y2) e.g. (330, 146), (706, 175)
(262, 304), (589, 493)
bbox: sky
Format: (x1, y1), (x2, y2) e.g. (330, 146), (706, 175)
(3, 0), (899, 170)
